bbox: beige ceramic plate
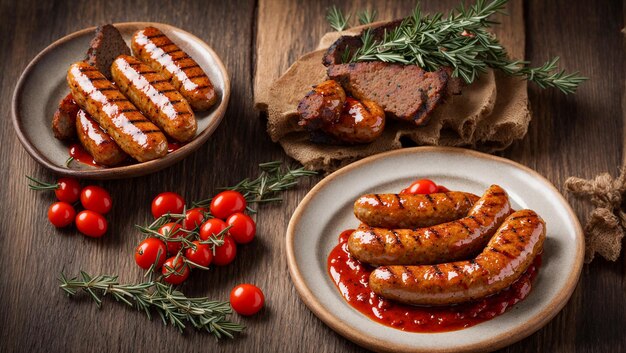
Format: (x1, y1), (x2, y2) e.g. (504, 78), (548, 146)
(12, 22), (230, 179)
(286, 147), (584, 353)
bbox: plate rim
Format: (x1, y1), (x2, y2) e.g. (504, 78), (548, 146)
(286, 146), (584, 353)
(11, 21), (231, 180)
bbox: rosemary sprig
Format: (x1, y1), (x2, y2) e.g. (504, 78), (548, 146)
(348, 0), (586, 94)
(26, 175), (59, 191)
(59, 271), (244, 339)
(358, 9), (377, 25)
(326, 5), (351, 31)
(193, 161), (317, 210)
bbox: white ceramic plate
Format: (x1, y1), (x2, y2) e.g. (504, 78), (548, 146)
(286, 147), (583, 353)
(12, 22), (230, 179)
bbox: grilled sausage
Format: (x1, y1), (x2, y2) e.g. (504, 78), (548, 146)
(348, 185), (511, 265)
(321, 97), (385, 144)
(297, 80), (346, 131)
(131, 27), (217, 111)
(76, 110), (128, 166)
(369, 209), (546, 306)
(354, 191), (480, 229)
(67, 61), (168, 162)
(52, 93), (79, 140)
(111, 55), (196, 142)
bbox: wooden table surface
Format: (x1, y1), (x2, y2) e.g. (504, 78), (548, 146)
(0, 0), (624, 352)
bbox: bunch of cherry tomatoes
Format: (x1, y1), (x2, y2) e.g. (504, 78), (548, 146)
(30, 176), (112, 238)
(135, 190), (264, 316)
(31, 176), (265, 316)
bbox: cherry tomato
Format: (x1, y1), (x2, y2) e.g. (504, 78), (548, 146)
(185, 241), (213, 267)
(135, 238), (167, 270)
(210, 191), (246, 219)
(184, 208), (206, 230)
(401, 179), (438, 195)
(230, 284), (265, 316)
(47, 202), (76, 228)
(75, 210), (107, 238)
(158, 222), (185, 254)
(226, 213), (256, 244)
(55, 177), (81, 203)
(213, 236), (237, 266)
(199, 218), (228, 241)
(437, 185), (450, 193)
(80, 185), (112, 214)
(162, 256), (190, 285)
(151, 192), (185, 218)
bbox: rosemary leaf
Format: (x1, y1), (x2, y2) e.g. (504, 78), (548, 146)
(358, 9), (377, 25)
(326, 5), (351, 31)
(59, 271), (244, 339)
(348, 0), (586, 93)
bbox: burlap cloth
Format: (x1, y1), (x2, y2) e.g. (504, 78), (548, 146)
(566, 167), (626, 263)
(257, 26), (531, 172)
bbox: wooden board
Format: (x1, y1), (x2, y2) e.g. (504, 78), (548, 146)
(0, 0), (624, 352)
(254, 0), (525, 106)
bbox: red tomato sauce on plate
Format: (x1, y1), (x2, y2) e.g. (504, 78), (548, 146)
(328, 229), (541, 333)
(69, 143), (99, 167)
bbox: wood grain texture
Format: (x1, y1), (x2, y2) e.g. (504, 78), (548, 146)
(254, 0), (524, 105)
(0, 0), (623, 353)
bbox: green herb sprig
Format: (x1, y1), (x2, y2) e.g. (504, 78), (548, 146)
(326, 5), (351, 31)
(59, 271), (244, 339)
(348, 0), (586, 94)
(358, 9), (377, 25)
(193, 161), (317, 211)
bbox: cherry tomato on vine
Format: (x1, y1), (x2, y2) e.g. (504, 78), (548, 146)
(226, 213), (256, 244)
(213, 236), (237, 266)
(184, 208), (206, 230)
(158, 222), (185, 254)
(55, 178), (81, 203)
(80, 185), (112, 214)
(135, 238), (167, 270)
(162, 256), (190, 285)
(401, 179), (438, 195)
(230, 284), (265, 316)
(210, 191), (246, 219)
(47, 202), (76, 228)
(151, 192), (185, 218)
(75, 210), (107, 238)
(199, 218), (228, 240)
(185, 241), (213, 268)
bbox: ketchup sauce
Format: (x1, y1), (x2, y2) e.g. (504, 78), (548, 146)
(328, 229), (541, 333)
(69, 143), (99, 167)
(167, 141), (184, 153)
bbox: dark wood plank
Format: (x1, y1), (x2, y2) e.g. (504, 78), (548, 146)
(502, 1), (625, 352)
(0, 0), (623, 352)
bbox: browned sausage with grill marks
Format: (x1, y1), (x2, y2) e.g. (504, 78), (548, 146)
(52, 93), (79, 141)
(111, 55), (196, 142)
(354, 191), (480, 229)
(76, 109), (128, 166)
(297, 79), (346, 131)
(131, 27), (217, 111)
(348, 185), (511, 265)
(369, 209), (546, 306)
(67, 61), (167, 162)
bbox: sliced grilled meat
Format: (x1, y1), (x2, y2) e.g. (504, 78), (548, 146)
(86, 24), (131, 80)
(327, 62), (452, 126)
